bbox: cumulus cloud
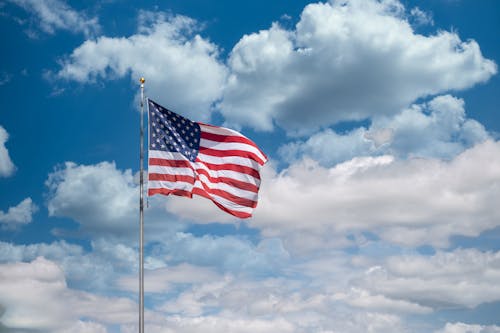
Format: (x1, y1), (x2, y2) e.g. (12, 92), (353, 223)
(0, 125), (15, 177)
(0, 240), (138, 293)
(145, 266), (414, 333)
(0, 198), (37, 229)
(360, 248), (500, 309)
(118, 263), (220, 294)
(220, 0), (496, 134)
(253, 140), (500, 249)
(46, 161), (138, 237)
(0, 240), (83, 263)
(7, 0), (100, 37)
(279, 95), (490, 166)
(436, 322), (500, 333)
(335, 288), (432, 314)
(55, 11), (227, 122)
(0, 257), (138, 332)
(0, 245), (496, 333)
(145, 233), (290, 277)
(0, 251), (412, 333)
(122, 316), (297, 333)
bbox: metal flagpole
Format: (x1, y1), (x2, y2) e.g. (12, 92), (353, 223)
(139, 77), (145, 333)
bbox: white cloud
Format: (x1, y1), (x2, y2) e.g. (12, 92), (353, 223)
(144, 232), (290, 276)
(0, 257), (138, 332)
(0, 198), (37, 229)
(3, 240), (494, 332)
(220, 0), (496, 134)
(410, 7), (434, 26)
(8, 0), (100, 37)
(0, 245), (495, 333)
(118, 263), (221, 293)
(336, 288), (433, 314)
(380, 95), (490, 159)
(251, 140), (500, 249)
(279, 95), (490, 166)
(0, 252), (413, 333)
(56, 11), (227, 122)
(0, 240), (83, 263)
(0, 125), (15, 177)
(122, 316), (297, 333)
(0, 239), (138, 293)
(360, 248), (500, 309)
(46, 161), (138, 237)
(165, 194), (239, 223)
(435, 322), (500, 333)
(279, 127), (376, 166)
(149, 271), (411, 333)
(59, 321), (108, 333)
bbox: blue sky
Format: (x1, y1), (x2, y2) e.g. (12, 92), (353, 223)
(1, 0), (500, 332)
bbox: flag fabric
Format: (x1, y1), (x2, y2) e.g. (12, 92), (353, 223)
(147, 99), (267, 218)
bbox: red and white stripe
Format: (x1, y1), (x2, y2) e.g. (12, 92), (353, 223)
(148, 123), (267, 218)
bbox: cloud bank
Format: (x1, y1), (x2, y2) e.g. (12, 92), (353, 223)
(220, 0), (496, 133)
(0, 257), (137, 332)
(253, 140), (500, 249)
(279, 95), (490, 166)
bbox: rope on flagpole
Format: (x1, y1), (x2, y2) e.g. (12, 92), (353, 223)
(139, 77), (145, 333)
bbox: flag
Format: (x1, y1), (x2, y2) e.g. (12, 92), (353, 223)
(147, 99), (267, 218)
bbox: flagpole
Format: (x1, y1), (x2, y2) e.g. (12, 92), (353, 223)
(139, 77), (145, 333)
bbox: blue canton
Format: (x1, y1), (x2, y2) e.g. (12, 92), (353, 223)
(148, 99), (201, 162)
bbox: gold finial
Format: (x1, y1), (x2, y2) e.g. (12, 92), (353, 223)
(140, 77), (145, 84)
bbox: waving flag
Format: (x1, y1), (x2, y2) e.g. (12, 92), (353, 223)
(147, 99), (267, 218)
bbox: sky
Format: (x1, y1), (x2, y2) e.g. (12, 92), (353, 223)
(0, 0), (500, 332)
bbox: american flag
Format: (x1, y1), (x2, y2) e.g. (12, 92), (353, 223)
(147, 99), (267, 218)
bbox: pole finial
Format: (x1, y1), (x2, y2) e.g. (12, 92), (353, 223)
(140, 77), (145, 84)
